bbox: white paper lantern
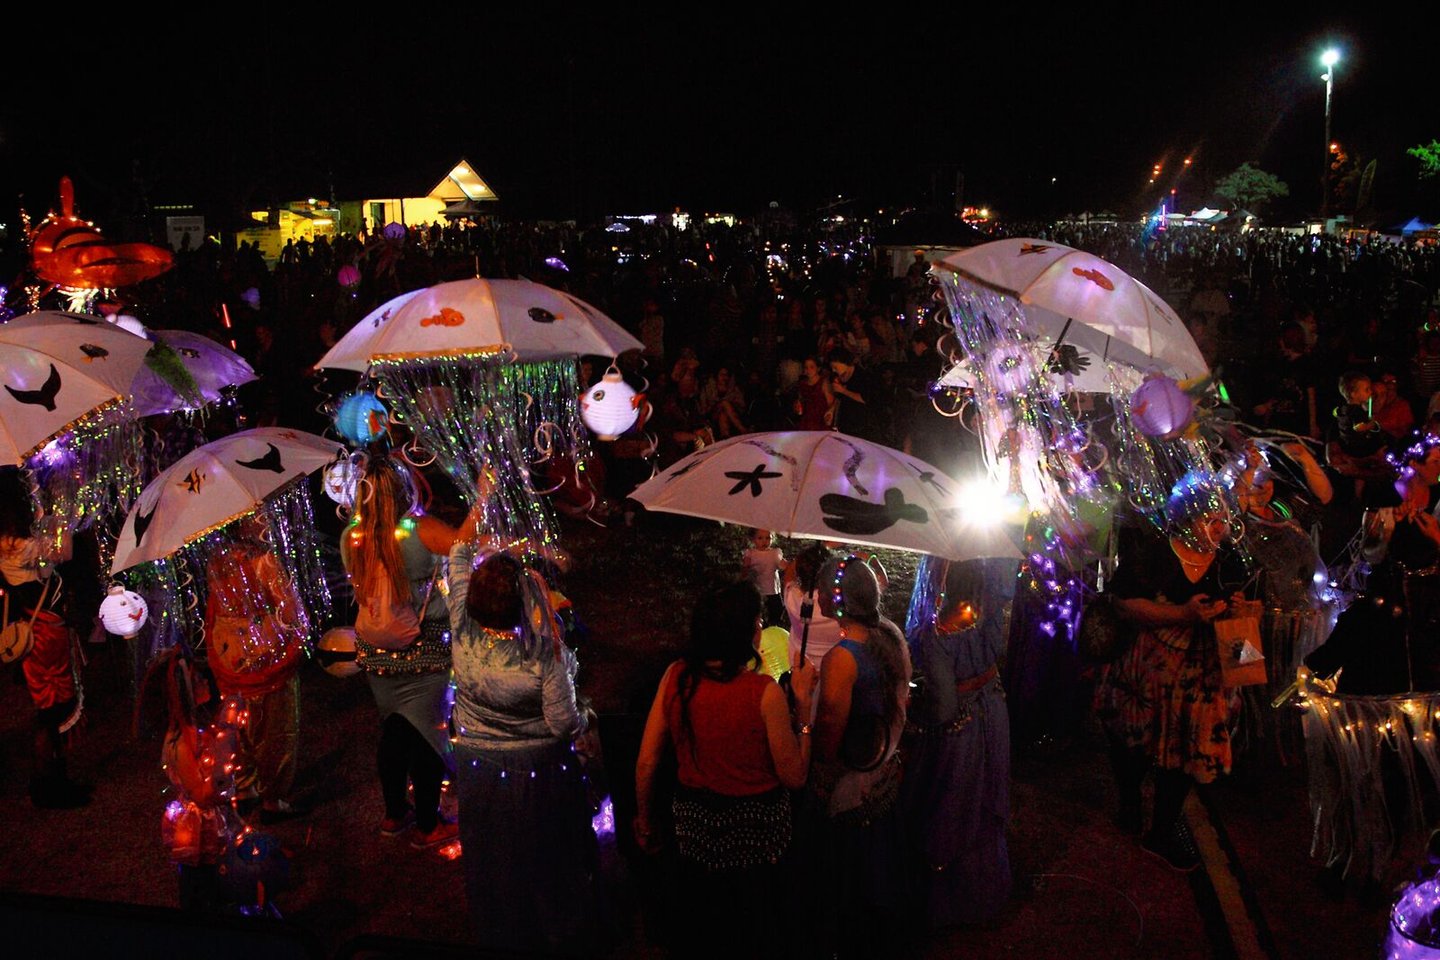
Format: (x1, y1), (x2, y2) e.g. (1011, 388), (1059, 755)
(322, 458), (359, 507)
(581, 368), (640, 441)
(100, 584), (149, 638)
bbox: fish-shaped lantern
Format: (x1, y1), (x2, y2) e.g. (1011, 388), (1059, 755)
(30, 177), (174, 289)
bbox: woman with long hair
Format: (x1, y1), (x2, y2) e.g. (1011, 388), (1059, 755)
(340, 456), (472, 848)
(802, 554), (912, 959)
(446, 535), (597, 955)
(793, 356), (836, 430)
(634, 582), (816, 959)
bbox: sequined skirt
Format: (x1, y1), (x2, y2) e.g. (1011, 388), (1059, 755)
(673, 783), (792, 872)
(355, 618), (451, 676)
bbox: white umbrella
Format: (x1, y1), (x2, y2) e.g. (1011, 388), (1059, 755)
(631, 431), (1021, 561)
(111, 428), (343, 572)
(316, 278), (643, 371)
(0, 311), (155, 464)
(131, 330), (257, 416)
(934, 238), (1209, 378)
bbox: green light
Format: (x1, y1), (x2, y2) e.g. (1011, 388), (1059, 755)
(1217, 380), (1230, 404)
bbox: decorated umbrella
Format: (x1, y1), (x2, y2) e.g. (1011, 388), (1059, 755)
(0, 311), (154, 464)
(631, 431), (1021, 561)
(112, 428), (342, 573)
(313, 280), (642, 546)
(132, 330), (257, 416)
(935, 238), (1208, 379)
(316, 278), (642, 371)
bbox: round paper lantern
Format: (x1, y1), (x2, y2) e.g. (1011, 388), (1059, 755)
(322, 458), (359, 507)
(100, 584), (149, 638)
(317, 627), (360, 679)
(382, 222), (406, 241)
(1132, 376), (1195, 439)
(334, 392), (388, 445)
(336, 264), (361, 288)
(1385, 876), (1440, 958)
(580, 368), (640, 440)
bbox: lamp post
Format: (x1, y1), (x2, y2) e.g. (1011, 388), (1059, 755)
(1320, 48), (1340, 220)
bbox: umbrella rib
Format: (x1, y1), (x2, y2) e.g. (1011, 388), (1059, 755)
(785, 434), (829, 538)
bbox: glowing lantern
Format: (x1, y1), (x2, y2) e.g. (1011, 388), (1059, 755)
(337, 264), (361, 288)
(382, 222), (406, 241)
(334, 392), (388, 445)
(1131, 375), (1194, 439)
(1385, 876), (1440, 958)
(99, 584), (149, 638)
(318, 627), (360, 678)
(580, 367), (640, 440)
(322, 458), (359, 507)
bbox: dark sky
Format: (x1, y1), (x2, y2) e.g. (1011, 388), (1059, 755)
(2, 12), (1435, 228)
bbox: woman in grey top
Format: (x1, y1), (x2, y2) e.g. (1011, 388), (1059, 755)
(447, 536), (600, 955)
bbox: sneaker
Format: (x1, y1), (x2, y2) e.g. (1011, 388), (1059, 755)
(1142, 822), (1201, 873)
(379, 809), (415, 837)
(410, 818), (459, 849)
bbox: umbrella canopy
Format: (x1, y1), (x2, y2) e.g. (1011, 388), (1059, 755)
(131, 330), (258, 416)
(111, 428), (342, 572)
(935, 238), (1208, 378)
(316, 279), (643, 371)
(0, 311), (155, 464)
(631, 431), (1021, 561)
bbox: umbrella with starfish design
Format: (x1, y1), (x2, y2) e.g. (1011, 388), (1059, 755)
(630, 431), (1021, 561)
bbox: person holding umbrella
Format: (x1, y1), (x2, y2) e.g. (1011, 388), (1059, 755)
(799, 554), (912, 959)
(341, 456), (471, 849)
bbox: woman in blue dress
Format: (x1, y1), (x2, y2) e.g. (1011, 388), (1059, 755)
(901, 555), (1012, 927)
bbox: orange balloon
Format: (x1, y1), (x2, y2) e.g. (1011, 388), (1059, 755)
(30, 176), (174, 288)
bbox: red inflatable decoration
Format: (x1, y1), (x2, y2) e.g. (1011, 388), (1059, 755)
(30, 177), (174, 288)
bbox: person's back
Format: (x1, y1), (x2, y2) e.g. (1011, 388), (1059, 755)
(664, 670), (778, 796)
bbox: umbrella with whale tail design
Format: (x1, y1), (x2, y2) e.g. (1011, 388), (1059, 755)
(630, 431), (1021, 561)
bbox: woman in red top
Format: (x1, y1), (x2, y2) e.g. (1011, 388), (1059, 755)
(794, 356), (836, 430)
(635, 582), (816, 959)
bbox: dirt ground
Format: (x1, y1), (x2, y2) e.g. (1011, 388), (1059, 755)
(0, 514), (1396, 958)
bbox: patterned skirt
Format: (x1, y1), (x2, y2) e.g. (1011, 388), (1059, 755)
(1093, 624), (1232, 783)
(673, 783), (792, 872)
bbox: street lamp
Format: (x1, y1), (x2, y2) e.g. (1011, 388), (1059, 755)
(1320, 48), (1340, 218)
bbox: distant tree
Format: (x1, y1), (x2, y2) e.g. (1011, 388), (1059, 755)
(1407, 140), (1440, 179)
(1212, 162), (1290, 212)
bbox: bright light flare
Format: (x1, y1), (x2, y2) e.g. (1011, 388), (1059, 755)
(1321, 48), (1340, 68)
(953, 479), (1023, 528)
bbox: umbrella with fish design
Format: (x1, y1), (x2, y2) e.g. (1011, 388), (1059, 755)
(630, 431), (1021, 561)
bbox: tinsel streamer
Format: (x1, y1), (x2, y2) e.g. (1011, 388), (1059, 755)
(24, 401), (147, 556)
(371, 355), (560, 548)
(1297, 678), (1440, 886)
(120, 557), (190, 683)
(262, 479), (332, 631)
(933, 274), (1108, 570)
(496, 359), (590, 467)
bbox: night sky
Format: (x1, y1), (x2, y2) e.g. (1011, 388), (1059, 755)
(2, 12), (1435, 229)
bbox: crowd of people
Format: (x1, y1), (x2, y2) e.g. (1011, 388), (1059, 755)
(8, 209), (1440, 955)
